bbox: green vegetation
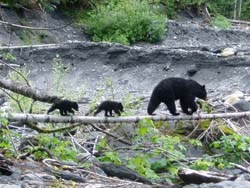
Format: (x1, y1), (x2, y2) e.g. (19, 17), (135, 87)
(3, 0), (250, 46)
(34, 135), (77, 161)
(8, 67), (42, 113)
(0, 113), (16, 158)
(2, 52), (16, 61)
(211, 134), (250, 163)
(3, 0), (250, 21)
(0, 53), (83, 161)
(211, 15), (232, 29)
(84, 0), (165, 45)
(97, 118), (186, 182)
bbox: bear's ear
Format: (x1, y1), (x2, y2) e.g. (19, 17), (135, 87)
(202, 85), (205, 89)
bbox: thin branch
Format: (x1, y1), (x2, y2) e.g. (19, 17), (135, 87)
(1, 88), (23, 112)
(0, 20), (74, 30)
(230, 162), (250, 174)
(24, 122), (83, 134)
(0, 60), (31, 87)
(29, 99), (36, 113)
(5, 125), (18, 155)
(89, 123), (132, 146)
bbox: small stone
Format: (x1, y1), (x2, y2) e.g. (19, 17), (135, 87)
(163, 66), (170, 71)
(187, 65), (199, 77)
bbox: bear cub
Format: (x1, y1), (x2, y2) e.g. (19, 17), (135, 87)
(147, 77), (207, 116)
(94, 101), (124, 117)
(47, 99), (79, 116)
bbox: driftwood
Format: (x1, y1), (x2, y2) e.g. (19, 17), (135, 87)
(98, 163), (152, 185)
(178, 168), (235, 184)
(229, 19), (250, 25)
(4, 111), (250, 124)
(43, 159), (153, 187)
(0, 78), (60, 103)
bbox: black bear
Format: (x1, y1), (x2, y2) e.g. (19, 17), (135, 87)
(147, 77), (207, 116)
(94, 101), (124, 117)
(47, 99), (79, 116)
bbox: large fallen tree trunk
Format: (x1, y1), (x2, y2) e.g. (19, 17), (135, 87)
(0, 78), (60, 103)
(4, 111), (250, 124)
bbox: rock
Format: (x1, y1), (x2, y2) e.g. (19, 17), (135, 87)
(163, 65), (170, 71)
(187, 65), (199, 77)
(241, 75), (250, 94)
(223, 91), (244, 105)
(20, 173), (56, 181)
(0, 154), (14, 176)
(232, 100), (250, 112)
(214, 47), (237, 57)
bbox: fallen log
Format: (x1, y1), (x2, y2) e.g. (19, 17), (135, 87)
(4, 111), (250, 124)
(98, 163), (152, 185)
(0, 78), (60, 103)
(178, 168), (235, 184)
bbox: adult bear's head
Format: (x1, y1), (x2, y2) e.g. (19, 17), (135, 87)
(188, 79), (207, 101)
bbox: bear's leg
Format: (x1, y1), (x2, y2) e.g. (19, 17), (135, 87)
(165, 101), (179, 116)
(59, 109), (64, 116)
(68, 109), (75, 115)
(180, 99), (192, 115)
(114, 109), (121, 116)
(109, 110), (113, 117)
(63, 109), (68, 116)
(104, 110), (110, 117)
(189, 101), (198, 114)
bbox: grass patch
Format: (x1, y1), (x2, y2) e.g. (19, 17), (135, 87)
(211, 15), (232, 29)
(83, 0), (165, 45)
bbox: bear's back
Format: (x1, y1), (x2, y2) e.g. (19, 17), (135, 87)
(99, 101), (120, 110)
(154, 77), (189, 98)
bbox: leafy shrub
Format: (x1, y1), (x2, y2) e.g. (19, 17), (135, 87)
(85, 0), (165, 45)
(35, 135), (77, 161)
(191, 159), (215, 170)
(211, 134), (250, 162)
(211, 15), (232, 29)
(96, 118), (186, 182)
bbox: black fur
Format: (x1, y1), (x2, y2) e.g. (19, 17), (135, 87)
(47, 100), (79, 116)
(94, 101), (124, 117)
(147, 77), (207, 116)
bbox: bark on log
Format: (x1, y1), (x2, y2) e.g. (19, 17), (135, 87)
(0, 78), (60, 103)
(178, 168), (235, 184)
(4, 111), (250, 124)
(98, 163), (152, 185)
